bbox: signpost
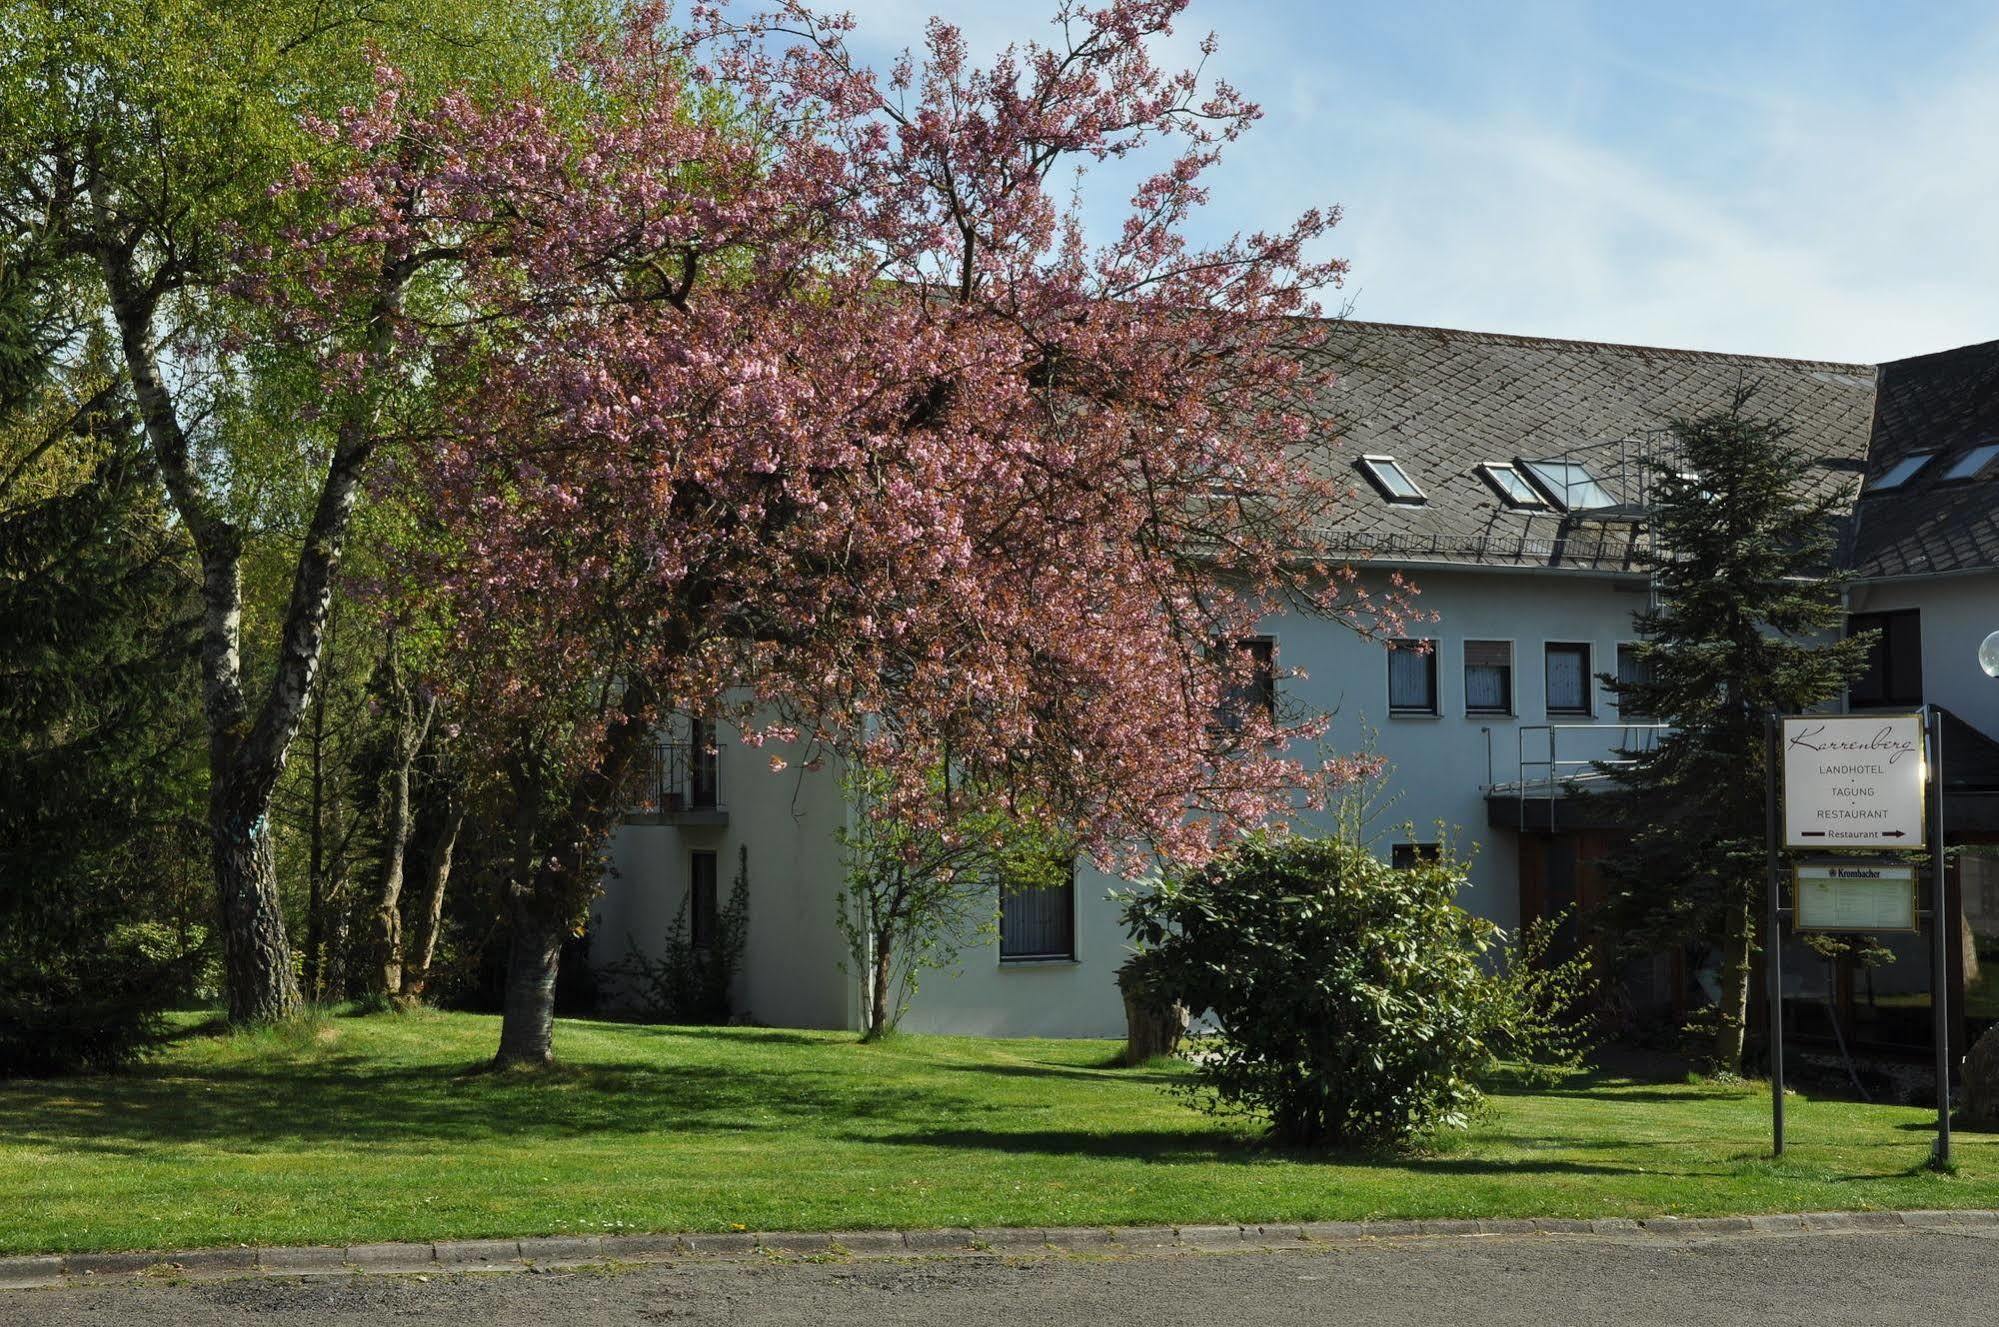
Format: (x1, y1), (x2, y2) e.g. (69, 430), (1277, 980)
(1781, 713), (1925, 849)
(1767, 708), (1950, 1168)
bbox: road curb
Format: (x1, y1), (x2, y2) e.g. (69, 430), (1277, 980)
(8, 1208), (1998, 1292)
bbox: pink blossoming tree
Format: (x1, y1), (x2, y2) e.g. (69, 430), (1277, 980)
(273, 0), (1418, 1066)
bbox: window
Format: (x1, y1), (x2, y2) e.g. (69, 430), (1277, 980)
(1615, 643), (1653, 719)
(1867, 452), (1934, 492)
(1232, 637), (1276, 725)
(1943, 442), (1999, 482)
(689, 850), (719, 949)
(1391, 842), (1441, 870)
(1477, 462), (1548, 509)
(1357, 454), (1426, 504)
(1544, 642), (1593, 716)
(1848, 610), (1922, 708)
(1387, 639), (1439, 715)
(1001, 861), (1076, 961)
(1464, 640), (1513, 715)
(1521, 459), (1618, 510)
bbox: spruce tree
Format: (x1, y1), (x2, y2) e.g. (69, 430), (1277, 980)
(0, 240), (205, 1074)
(1599, 389), (1872, 1074)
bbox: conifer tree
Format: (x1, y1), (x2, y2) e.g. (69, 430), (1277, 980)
(1599, 390), (1871, 1074)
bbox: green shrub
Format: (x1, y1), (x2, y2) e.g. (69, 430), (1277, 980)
(1123, 832), (1591, 1148)
(603, 846), (749, 1023)
(0, 922), (204, 1077)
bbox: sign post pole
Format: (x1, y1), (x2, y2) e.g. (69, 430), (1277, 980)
(1929, 708), (1952, 1169)
(1765, 713), (1785, 1158)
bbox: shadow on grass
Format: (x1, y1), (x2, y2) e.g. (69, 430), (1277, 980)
(0, 1051), (1009, 1159)
(941, 1061), (1184, 1087)
(868, 1126), (1720, 1178)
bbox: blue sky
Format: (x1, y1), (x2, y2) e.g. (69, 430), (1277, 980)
(834, 1), (1999, 363)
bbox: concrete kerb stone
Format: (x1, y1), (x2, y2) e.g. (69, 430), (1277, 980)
(517, 1235), (608, 1267)
(18, 1209), (1999, 1292)
(434, 1239), (523, 1270)
(256, 1246), (353, 1277)
(0, 1257), (63, 1291)
(977, 1228), (1053, 1255)
(63, 1251), (167, 1278)
(823, 1230), (913, 1257)
(343, 1242), (439, 1274)
(676, 1232), (760, 1257)
(900, 1228), (983, 1254)
(757, 1231), (835, 1257)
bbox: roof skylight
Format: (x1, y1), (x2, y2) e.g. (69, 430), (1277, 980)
(1868, 452), (1934, 492)
(1357, 455), (1426, 504)
(1942, 442), (1999, 482)
(1477, 462), (1547, 509)
(1521, 459), (1617, 510)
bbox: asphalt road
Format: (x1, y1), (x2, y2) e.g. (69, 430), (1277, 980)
(5, 1228), (1998, 1326)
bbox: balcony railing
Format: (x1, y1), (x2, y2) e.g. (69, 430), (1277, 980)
(1485, 722), (1669, 833)
(627, 740), (726, 825)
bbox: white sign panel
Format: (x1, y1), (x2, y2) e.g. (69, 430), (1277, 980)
(1794, 864), (1918, 932)
(1781, 714), (1926, 850)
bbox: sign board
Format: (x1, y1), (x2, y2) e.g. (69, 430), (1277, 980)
(1781, 714), (1926, 850)
(1793, 863), (1919, 933)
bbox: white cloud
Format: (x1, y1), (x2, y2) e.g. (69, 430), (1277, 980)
(813, 0), (1999, 363)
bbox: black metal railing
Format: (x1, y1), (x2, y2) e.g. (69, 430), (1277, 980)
(633, 740), (723, 815)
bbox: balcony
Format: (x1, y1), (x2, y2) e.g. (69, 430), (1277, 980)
(625, 739), (727, 827)
(1483, 722), (1668, 833)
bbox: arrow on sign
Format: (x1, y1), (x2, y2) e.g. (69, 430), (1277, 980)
(1799, 829), (1907, 839)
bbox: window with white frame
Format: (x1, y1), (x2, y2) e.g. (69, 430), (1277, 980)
(1477, 462), (1547, 509)
(1387, 639), (1439, 715)
(1357, 455), (1427, 504)
(1615, 643), (1653, 719)
(1544, 642), (1593, 716)
(1464, 640), (1513, 715)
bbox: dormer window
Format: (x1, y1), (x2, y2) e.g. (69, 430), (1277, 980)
(1521, 459), (1617, 511)
(1357, 455), (1426, 504)
(1868, 452), (1934, 492)
(1477, 462), (1547, 509)
(1942, 442), (1999, 482)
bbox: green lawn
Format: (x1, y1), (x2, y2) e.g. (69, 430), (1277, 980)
(2, 1008), (1994, 1256)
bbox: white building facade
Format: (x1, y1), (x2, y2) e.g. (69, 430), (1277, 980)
(591, 323), (1999, 1042)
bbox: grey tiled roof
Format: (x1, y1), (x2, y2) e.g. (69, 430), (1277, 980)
(1848, 338), (1999, 579)
(1300, 321), (1880, 572)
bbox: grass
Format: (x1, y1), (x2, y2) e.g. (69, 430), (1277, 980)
(1, 1008), (1995, 1256)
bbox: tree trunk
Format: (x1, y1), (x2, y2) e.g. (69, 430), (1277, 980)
(1712, 896), (1754, 1074)
(490, 680), (659, 1068)
(401, 801), (465, 1004)
(867, 925), (893, 1039)
(494, 889), (564, 1068)
(1118, 974), (1190, 1066)
(211, 786), (301, 1024)
(95, 232), (409, 1027)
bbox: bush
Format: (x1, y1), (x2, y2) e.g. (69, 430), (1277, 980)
(0, 922), (204, 1077)
(1123, 832), (1591, 1149)
(604, 846), (749, 1023)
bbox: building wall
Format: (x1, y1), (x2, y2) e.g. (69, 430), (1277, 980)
(1848, 571), (1999, 736)
(873, 564), (1659, 1038)
(591, 732), (856, 1030)
(592, 564), (1662, 1038)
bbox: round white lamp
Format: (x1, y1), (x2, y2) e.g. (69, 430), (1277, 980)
(1982, 629), (1999, 680)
